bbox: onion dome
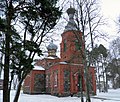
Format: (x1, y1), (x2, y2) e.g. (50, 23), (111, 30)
(47, 41), (58, 57)
(47, 40), (58, 51)
(64, 7), (77, 32)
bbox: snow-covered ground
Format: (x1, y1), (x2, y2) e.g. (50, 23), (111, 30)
(0, 89), (120, 102)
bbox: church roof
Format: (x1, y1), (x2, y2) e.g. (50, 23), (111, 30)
(59, 61), (68, 64)
(33, 65), (45, 70)
(45, 56), (59, 59)
(64, 7), (77, 32)
(47, 40), (58, 50)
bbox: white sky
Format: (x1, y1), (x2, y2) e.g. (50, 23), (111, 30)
(101, 0), (120, 18)
(95, 0), (120, 48)
(100, 0), (120, 40)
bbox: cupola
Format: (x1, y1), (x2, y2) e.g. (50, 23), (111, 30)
(47, 40), (58, 57)
(64, 7), (77, 32)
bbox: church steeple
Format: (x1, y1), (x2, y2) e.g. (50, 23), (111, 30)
(64, 7), (77, 32)
(61, 7), (83, 64)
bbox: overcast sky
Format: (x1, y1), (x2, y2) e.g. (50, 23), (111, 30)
(98, 0), (120, 48)
(101, 0), (120, 19)
(101, 0), (120, 36)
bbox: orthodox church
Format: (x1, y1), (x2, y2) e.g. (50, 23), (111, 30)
(23, 7), (96, 96)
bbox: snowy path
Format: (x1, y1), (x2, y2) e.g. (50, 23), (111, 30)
(94, 89), (120, 102)
(91, 96), (120, 101)
(0, 89), (120, 102)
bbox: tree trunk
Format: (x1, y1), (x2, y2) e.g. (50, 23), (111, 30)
(79, 1), (91, 101)
(80, 74), (84, 102)
(13, 78), (23, 102)
(3, 1), (13, 102)
(3, 38), (10, 102)
(3, 12), (11, 102)
(105, 72), (108, 92)
(0, 53), (3, 78)
(97, 61), (101, 92)
(85, 66), (91, 102)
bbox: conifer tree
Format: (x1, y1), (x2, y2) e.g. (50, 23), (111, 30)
(0, 0), (61, 102)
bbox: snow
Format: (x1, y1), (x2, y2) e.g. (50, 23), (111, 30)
(45, 56), (56, 59)
(59, 61), (68, 64)
(33, 65), (45, 70)
(1, 89), (120, 102)
(93, 89), (120, 102)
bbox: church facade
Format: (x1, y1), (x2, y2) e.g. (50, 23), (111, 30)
(23, 7), (96, 96)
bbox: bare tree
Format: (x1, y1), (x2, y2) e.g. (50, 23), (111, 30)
(108, 38), (120, 88)
(74, 0), (106, 102)
(59, 0), (106, 101)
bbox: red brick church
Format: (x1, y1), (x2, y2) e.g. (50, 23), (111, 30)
(23, 7), (96, 96)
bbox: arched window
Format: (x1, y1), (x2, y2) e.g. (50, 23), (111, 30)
(75, 39), (81, 50)
(54, 72), (58, 87)
(64, 40), (67, 52)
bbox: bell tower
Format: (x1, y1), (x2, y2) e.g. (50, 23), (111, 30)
(60, 7), (83, 64)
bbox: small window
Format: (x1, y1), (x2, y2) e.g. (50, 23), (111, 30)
(63, 40), (67, 52)
(49, 62), (52, 66)
(54, 72), (58, 87)
(75, 39), (81, 50)
(46, 74), (50, 87)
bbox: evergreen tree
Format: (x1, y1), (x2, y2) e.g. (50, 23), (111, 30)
(0, 0), (61, 102)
